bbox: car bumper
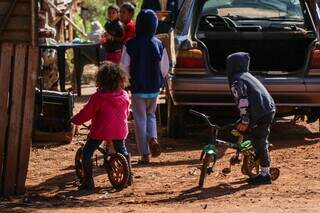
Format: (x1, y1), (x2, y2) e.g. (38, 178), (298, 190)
(167, 75), (320, 107)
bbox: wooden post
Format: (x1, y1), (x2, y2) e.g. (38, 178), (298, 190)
(68, 13), (74, 42)
(0, 43), (14, 193)
(0, 0), (38, 196)
(16, 47), (38, 194)
(59, 19), (65, 42)
(44, 0), (87, 38)
(2, 44), (28, 196)
(30, 0), (37, 46)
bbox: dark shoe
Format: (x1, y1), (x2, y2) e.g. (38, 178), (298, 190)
(247, 174), (272, 185)
(80, 156), (95, 191)
(138, 154), (150, 165)
(149, 138), (161, 158)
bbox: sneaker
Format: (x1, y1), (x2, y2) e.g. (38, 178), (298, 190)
(138, 154), (150, 165)
(149, 138), (161, 158)
(247, 174), (272, 185)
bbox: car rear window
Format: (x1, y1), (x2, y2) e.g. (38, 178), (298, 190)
(201, 0), (304, 21)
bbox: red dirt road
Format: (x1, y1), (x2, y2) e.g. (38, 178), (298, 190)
(1, 86), (320, 213)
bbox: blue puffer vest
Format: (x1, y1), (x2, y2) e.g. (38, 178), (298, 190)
(125, 9), (164, 93)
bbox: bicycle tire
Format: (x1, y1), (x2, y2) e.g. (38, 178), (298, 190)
(199, 154), (214, 188)
(270, 167), (280, 181)
(106, 153), (130, 189)
(241, 148), (259, 178)
(75, 147), (84, 182)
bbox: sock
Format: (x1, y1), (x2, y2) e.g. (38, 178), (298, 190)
(260, 167), (270, 176)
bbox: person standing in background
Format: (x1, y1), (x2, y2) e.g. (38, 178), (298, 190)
(120, 10), (170, 164)
(120, 2), (136, 43)
(100, 5), (124, 64)
(141, 0), (178, 33)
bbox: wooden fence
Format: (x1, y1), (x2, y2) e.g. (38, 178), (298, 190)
(0, 43), (38, 196)
(0, 0), (38, 196)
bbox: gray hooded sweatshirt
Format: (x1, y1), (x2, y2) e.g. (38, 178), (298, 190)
(226, 52), (276, 125)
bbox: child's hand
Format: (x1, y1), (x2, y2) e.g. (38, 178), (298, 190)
(100, 35), (107, 43)
(237, 122), (249, 132)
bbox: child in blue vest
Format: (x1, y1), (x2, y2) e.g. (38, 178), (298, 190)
(120, 9), (170, 163)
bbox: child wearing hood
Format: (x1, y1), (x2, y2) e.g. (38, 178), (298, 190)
(71, 62), (133, 190)
(226, 52), (276, 185)
(120, 9), (170, 164)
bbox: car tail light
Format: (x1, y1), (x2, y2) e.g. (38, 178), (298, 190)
(310, 49), (320, 69)
(175, 49), (205, 69)
(308, 48), (320, 75)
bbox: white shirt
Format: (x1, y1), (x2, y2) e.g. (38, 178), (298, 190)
(120, 45), (170, 80)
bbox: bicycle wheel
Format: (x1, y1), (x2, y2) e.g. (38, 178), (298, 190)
(75, 147), (84, 182)
(199, 154), (215, 188)
(270, 167), (280, 181)
(106, 153), (129, 189)
(241, 148), (259, 178)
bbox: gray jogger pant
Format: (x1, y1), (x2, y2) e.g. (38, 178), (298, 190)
(131, 95), (158, 156)
(250, 123), (271, 168)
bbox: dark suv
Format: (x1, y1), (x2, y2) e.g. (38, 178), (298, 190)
(167, 0), (320, 137)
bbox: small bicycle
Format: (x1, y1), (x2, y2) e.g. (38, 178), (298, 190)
(74, 124), (130, 189)
(189, 110), (280, 188)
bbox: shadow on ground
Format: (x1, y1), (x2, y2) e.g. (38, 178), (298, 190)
(152, 179), (255, 204)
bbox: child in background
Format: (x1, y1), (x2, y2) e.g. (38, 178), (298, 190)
(120, 10), (170, 164)
(120, 3), (136, 43)
(71, 62), (133, 190)
(226, 52), (276, 185)
(101, 5), (124, 63)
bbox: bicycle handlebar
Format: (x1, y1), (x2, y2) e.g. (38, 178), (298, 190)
(189, 109), (214, 127)
(189, 109), (235, 130)
(65, 119), (91, 130)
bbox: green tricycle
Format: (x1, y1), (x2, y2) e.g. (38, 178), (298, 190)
(189, 110), (280, 188)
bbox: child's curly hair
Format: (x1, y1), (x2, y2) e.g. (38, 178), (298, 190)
(96, 62), (129, 92)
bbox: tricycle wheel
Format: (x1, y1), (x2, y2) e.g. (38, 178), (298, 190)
(241, 148), (259, 178)
(106, 153), (129, 189)
(270, 167), (280, 181)
(75, 147), (84, 182)
(199, 154), (215, 188)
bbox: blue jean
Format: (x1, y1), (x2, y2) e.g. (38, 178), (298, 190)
(131, 95), (158, 156)
(83, 139), (128, 161)
(81, 138), (128, 184)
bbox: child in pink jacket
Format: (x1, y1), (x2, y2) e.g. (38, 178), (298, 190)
(71, 62), (132, 190)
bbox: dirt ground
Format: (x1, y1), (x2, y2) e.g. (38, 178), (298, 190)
(1, 85), (320, 213)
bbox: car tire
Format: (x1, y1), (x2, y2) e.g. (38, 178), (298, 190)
(167, 96), (186, 138)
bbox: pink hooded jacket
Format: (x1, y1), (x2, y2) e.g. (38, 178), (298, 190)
(71, 89), (130, 140)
